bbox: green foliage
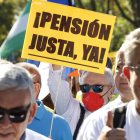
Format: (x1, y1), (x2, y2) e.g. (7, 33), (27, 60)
(11, 0), (30, 16)
(110, 17), (134, 52)
(0, 0), (30, 46)
(0, 1), (15, 45)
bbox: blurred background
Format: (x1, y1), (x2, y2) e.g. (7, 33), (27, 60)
(0, 0), (138, 62)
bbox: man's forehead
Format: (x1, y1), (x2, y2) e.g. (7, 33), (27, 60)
(84, 71), (99, 77)
(0, 88), (30, 109)
(83, 71), (107, 81)
(116, 51), (125, 63)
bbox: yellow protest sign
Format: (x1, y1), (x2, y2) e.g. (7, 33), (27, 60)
(108, 51), (117, 72)
(22, 0), (116, 74)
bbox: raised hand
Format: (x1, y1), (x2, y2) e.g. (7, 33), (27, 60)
(97, 111), (126, 140)
(48, 135), (52, 139)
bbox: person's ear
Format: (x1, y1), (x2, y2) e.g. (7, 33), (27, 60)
(108, 86), (115, 100)
(28, 103), (37, 124)
(33, 83), (40, 98)
(123, 66), (130, 82)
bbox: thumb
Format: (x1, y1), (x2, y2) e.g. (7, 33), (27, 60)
(106, 111), (114, 128)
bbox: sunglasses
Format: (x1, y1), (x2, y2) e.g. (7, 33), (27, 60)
(79, 84), (112, 93)
(129, 64), (140, 74)
(0, 103), (31, 123)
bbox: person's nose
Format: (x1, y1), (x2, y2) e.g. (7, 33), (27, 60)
(89, 86), (93, 92)
(0, 114), (12, 129)
(120, 71), (126, 80)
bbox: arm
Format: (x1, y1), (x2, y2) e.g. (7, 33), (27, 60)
(52, 64), (61, 70)
(48, 64), (79, 121)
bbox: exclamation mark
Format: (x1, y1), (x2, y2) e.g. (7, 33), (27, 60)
(33, 12), (41, 28)
(99, 48), (106, 63)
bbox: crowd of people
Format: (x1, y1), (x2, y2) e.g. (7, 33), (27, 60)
(0, 28), (140, 140)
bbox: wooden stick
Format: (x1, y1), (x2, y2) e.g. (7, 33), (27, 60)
(49, 66), (63, 137)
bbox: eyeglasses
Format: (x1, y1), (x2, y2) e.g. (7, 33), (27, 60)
(129, 64), (140, 74)
(0, 104), (31, 123)
(79, 84), (112, 93)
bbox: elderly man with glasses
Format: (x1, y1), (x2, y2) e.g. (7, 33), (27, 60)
(48, 63), (115, 140)
(77, 28), (140, 140)
(0, 64), (49, 140)
(16, 62), (73, 140)
(97, 29), (140, 140)
(77, 49), (133, 140)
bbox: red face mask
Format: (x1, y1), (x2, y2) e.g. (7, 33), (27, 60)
(82, 92), (104, 112)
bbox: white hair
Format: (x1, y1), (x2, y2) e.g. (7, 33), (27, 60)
(0, 64), (35, 104)
(124, 39), (140, 66)
(81, 67), (114, 87)
(104, 67), (114, 87)
(125, 28), (140, 41)
(119, 28), (140, 66)
(115, 28), (140, 66)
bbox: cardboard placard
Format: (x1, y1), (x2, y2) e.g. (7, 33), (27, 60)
(22, 0), (116, 74)
(109, 51), (117, 72)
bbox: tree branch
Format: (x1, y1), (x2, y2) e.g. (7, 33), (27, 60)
(130, 0), (136, 21)
(100, 1), (105, 13)
(77, 0), (84, 9)
(90, 0), (96, 11)
(106, 0), (110, 14)
(114, 0), (136, 26)
(136, 0), (140, 17)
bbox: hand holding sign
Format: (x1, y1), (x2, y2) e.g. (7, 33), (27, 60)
(97, 111), (126, 140)
(48, 135), (52, 139)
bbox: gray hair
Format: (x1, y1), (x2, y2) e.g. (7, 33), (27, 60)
(125, 28), (140, 41)
(104, 67), (114, 87)
(119, 28), (140, 66)
(81, 67), (114, 87)
(16, 62), (41, 86)
(0, 64), (35, 104)
(124, 39), (140, 66)
(115, 28), (140, 66)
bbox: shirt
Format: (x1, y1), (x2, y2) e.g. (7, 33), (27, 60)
(20, 132), (26, 140)
(28, 101), (73, 140)
(77, 98), (139, 140)
(25, 129), (50, 140)
(48, 64), (91, 135)
(77, 95), (123, 140)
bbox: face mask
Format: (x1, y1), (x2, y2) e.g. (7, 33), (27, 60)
(82, 92), (104, 112)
